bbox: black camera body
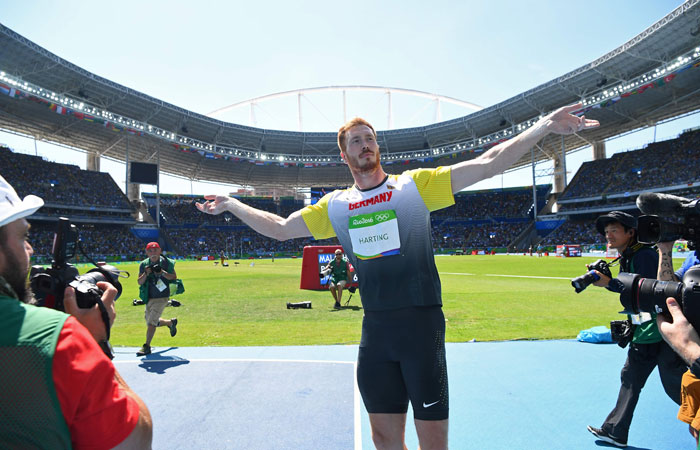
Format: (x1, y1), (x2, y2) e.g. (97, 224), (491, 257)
(638, 215), (700, 250)
(637, 192), (700, 249)
(29, 217), (123, 311)
(150, 263), (162, 274)
(610, 319), (633, 348)
(617, 265), (700, 331)
(571, 259), (613, 293)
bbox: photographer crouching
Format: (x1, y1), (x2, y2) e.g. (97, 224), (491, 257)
(582, 211), (685, 448)
(0, 175), (152, 448)
(136, 242), (178, 356)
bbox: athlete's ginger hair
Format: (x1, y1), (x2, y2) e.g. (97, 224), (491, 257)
(337, 118), (376, 153)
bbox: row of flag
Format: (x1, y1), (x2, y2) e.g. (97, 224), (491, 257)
(1, 58), (696, 166)
(0, 83), (144, 135)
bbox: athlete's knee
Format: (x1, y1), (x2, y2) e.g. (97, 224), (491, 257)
(371, 427), (404, 450)
(415, 419), (448, 450)
(369, 414), (407, 450)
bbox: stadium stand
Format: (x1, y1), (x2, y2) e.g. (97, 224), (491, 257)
(560, 128), (700, 201)
(0, 144), (143, 262)
(3, 125), (698, 259)
(540, 127), (700, 250)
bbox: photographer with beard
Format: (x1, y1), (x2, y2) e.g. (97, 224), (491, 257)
(585, 211), (685, 448)
(0, 174), (152, 449)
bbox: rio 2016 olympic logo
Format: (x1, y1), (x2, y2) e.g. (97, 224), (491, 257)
(375, 213), (390, 221)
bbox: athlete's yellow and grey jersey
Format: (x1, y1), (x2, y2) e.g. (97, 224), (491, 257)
(301, 167), (454, 311)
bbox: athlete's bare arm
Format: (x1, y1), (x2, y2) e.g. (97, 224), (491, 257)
(449, 103), (599, 193)
(196, 196), (311, 241)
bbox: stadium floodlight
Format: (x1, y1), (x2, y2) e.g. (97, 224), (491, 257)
(1, 41), (699, 166)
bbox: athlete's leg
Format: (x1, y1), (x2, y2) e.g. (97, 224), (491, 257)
(369, 413), (408, 450)
(401, 307), (449, 448)
(414, 419), (448, 450)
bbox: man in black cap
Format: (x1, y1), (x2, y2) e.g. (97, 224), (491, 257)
(586, 211), (685, 447)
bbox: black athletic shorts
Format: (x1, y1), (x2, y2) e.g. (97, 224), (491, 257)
(356, 305), (448, 420)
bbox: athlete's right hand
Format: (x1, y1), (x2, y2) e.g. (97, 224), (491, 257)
(196, 195), (230, 215)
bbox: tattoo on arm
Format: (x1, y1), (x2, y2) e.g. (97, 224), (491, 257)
(658, 250), (677, 281)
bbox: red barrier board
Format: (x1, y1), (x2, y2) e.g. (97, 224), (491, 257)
(299, 245), (358, 291)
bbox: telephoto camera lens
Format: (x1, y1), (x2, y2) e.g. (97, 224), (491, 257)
(617, 266), (700, 331)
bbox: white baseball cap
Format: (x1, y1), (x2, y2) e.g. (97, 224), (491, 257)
(0, 174), (44, 227)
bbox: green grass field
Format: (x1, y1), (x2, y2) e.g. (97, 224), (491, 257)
(107, 255), (682, 347)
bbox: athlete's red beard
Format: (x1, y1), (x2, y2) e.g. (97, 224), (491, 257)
(343, 149), (381, 175)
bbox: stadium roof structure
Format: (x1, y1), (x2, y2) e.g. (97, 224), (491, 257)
(1, 1), (700, 189)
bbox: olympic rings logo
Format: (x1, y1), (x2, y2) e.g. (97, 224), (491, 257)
(375, 213), (390, 221)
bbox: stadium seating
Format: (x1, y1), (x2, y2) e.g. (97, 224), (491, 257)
(3, 125), (699, 258)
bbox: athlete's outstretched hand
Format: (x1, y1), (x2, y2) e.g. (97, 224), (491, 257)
(542, 103), (599, 135)
(196, 195), (230, 215)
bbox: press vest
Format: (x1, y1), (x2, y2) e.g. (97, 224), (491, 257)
(621, 243), (662, 344)
(0, 295), (72, 448)
(138, 256), (175, 302)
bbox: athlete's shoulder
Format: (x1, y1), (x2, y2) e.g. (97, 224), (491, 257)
(399, 167), (454, 211)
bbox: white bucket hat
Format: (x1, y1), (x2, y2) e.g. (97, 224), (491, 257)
(0, 174), (44, 227)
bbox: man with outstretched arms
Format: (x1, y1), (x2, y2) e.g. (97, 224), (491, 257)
(197, 103), (598, 449)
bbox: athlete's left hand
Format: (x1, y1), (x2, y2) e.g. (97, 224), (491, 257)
(542, 103), (599, 135)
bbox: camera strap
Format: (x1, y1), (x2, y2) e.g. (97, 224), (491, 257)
(77, 241), (114, 358)
(607, 255), (622, 268)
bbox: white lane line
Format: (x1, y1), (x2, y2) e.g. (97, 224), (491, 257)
(354, 360), (361, 450)
(440, 272), (570, 280)
(114, 358), (355, 364)
(485, 274), (571, 280)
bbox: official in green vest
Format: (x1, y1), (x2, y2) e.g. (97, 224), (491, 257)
(322, 249), (352, 309)
(0, 174), (152, 448)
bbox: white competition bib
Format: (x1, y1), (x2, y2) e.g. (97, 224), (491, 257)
(348, 209), (400, 260)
